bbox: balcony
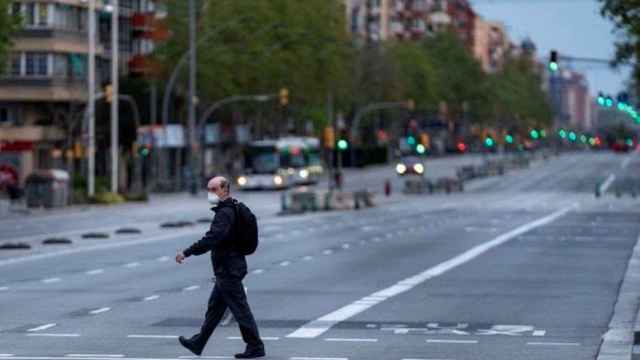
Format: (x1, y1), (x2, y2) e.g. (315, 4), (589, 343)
(131, 13), (170, 41)
(13, 29), (105, 55)
(0, 77), (87, 102)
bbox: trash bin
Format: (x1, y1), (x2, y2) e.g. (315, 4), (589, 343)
(25, 169), (70, 208)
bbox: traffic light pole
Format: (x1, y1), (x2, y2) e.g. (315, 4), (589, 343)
(187, 0), (198, 195)
(110, 0), (119, 193)
(87, 0), (96, 197)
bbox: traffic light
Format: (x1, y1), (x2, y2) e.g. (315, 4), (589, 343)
(419, 133), (430, 148)
(416, 144), (426, 154)
(105, 84), (113, 103)
(407, 136), (416, 146)
(605, 96), (614, 108)
(323, 126), (335, 149)
(597, 92), (606, 107)
(549, 50), (559, 72)
(530, 129), (539, 140)
(617, 92), (629, 111)
(568, 131), (577, 142)
(484, 137), (495, 147)
(505, 134), (514, 144)
(139, 144), (151, 157)
(337, 139), (348, 151)
(558, 129), (567, 139)
(279, 87), (289, 106)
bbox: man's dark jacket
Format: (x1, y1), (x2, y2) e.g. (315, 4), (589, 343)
(183, 198), (247, 279)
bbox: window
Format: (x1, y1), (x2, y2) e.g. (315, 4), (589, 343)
(11, 2), (21, 17)
(37, 3), (48, 26)
(9, 53), (21, 76)
(0, 108), (9, 124)
(25, 2), (35, 26)
(25, 52), (48, 76)
(53, 54), (68, 77)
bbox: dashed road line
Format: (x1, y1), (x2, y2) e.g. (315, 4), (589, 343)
(226, 336), (280, 341)
(26, 333), (80, 337)
(42, 277), (61, 284)
(280, 261), (291, 267)
(89, 307), (111, 315)
(143, 295), (159, 302)
(124, 262), (140, 268)
(341, 244), (350, 249)
(86, 269), (104, 276)
(322, 250), (333, 255)
(286, 204), (577, 339)
(532, 330), (546, 336)
(0, 286), (8, 291)
(65, 355), (125, 358)
(527, 341), (580, 346)
(183, 285), (199, 292)
(303, 256), (313, 261)
(156, 256), (170, 262)
(27, 323), (57, 332)
(324, 338), (377, 342)
(251, 269), (265, 274)
(290, 358), (348, 360)
(426, 339), (478, 344)
(127, 334), (179, 339)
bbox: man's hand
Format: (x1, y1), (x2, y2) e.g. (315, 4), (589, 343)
(175, 251), (186, 264)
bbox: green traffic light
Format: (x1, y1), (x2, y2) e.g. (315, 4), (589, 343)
(559, 129), (567, 139)
(407, 136), (416, 146)
(618, 103), (627, 111)
(549, 62), (559, 72)
(606, 98), (614, 107)
(505, 135), (514, 144)
(337, 139), (348, 151)
(416, 144), (426, 154)
(568, 132), (577, 142)
(140, 147), (150, 157)
(530, 130), (539, 139)
(580, 135), (587, 143)
(597, 97), (605, 106)
(484, 137), (495, 147)
(626, 139), (634, 146)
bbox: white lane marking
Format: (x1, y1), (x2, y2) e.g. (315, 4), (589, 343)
(143, 295), (159, 302)
(342, 244), (350, 249)
(42, 277), (61, 284)
(27, 323), (57, 332)
(226, 336), (280, 341)
(0, 354), (14, 357)
(127, 334), (179, 339)
(303, 256), (313, 261)
(183, 285), (200, 292)
(280, 261), (291, 267)
(0, 286), (8, 291)
(0, 230), (205, 268)
(26, 333), (80, 337)
(322, 250), (333, 255)
(251, 269), (265, 274)
(290, 358), (348, 360)
(286, 204), (577, 339)
(156, 256), (170, 262)
(124, 262), (140, 268)
(527, 342), (580, 346)
(402, 359), (453, 360)
(0, 358), (236, 360)
(427, 339), (478, 344)
(600, 174), (616, 194)
(325, 338), (377, 342)
(179, 357), (233, 359)
(86, 269), (104, 275)
(532, 330), (546, 336)
(89, 307), (111, 315)
(65, 355), (125, 358)
(622, 156), (633, 169)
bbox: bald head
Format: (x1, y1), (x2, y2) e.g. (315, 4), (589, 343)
(208, 176), (230, 199)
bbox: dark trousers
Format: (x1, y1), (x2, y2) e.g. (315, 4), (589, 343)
(192, 276), (263, 351)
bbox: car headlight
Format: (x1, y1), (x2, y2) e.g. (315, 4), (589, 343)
(396, 164), (407, 174)
(273, 175), (284, 185)
(299, 169), (309, 179)
(237, 176), (248, 186)
(414, 164), (424, 174)
(287, 168), (295, 175)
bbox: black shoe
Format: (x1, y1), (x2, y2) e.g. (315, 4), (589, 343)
(234, 347), (265, 359)
(179, 336), (203, 356)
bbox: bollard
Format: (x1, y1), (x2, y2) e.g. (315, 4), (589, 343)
(384, 179), (391, 197)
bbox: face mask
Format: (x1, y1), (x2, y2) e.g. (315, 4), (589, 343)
(207, 192), (219, 205)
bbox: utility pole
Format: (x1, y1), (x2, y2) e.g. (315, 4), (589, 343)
(110, 0), (119, 193)
(87, 0), (96, 196)
(188, 0), (198, 194)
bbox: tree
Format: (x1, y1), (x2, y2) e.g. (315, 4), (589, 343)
(0, 0), (21, 67)
(599, 0), (640, 83)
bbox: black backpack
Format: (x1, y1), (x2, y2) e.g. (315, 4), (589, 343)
(232, 200), (259, 255)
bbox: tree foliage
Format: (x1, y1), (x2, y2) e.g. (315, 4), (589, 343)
(0, 0), (21, 68)
(599, 0), (640, 83)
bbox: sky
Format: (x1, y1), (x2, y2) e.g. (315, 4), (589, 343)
(471, 0), (631, 97)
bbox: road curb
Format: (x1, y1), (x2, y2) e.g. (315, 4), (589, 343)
(597, 233), (640, 360)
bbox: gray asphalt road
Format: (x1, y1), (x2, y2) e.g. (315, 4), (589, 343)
(1, 150), (639, 360)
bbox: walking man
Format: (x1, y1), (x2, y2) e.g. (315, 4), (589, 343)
(176, 176), (265, 359)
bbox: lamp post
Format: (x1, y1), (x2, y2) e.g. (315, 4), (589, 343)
(110, 0), (119, 193)
(87, 0), (96, 196)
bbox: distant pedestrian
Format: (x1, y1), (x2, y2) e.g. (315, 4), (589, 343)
(176, 176), (265, 359)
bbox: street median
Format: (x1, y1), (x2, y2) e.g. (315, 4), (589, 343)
(279, 188), (376, 215)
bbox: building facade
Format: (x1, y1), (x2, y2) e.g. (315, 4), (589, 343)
(0, 0), (160, 185)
